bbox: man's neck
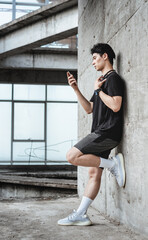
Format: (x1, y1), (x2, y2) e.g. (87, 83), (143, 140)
(101, 66), (113, 76)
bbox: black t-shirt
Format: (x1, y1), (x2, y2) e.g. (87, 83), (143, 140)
(90, 71), (124, 142)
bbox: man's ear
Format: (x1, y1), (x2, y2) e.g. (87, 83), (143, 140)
(103, 53), (108, 61)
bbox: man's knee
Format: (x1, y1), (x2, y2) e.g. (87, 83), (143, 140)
(66, 147), (82, 165)
(89, 167), (103, 181)
(66, 149), (75, 164)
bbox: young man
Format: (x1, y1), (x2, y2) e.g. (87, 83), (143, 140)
(58, 43), (125, 226)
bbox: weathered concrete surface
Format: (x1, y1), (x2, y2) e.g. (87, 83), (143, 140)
(0, 49), (77, 70)
(0, 174), (77, 189)
(0, 0), (77, 35)
(0, 167), (77, 200)
(0, 197), (147, 240)
(78, 0), (148, 236)
(0, 183), (77, 200)
(0, 0), (78, 59)
(0, 170), (77, 179)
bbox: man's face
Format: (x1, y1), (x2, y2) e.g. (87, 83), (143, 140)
(92, 53), (105, 71)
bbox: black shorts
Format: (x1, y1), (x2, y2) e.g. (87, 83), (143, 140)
(74, 132), (119, 159)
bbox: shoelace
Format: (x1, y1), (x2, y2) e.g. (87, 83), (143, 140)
(68, 210), (78, 220)
(68, 210), (87, 220)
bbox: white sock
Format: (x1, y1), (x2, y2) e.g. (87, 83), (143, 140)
(77, 196), (93, 215)
(99, 157), (115, 168)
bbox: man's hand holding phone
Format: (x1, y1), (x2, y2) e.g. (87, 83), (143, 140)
(67, 71), (78, 91)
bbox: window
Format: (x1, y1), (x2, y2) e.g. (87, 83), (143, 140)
(0, 84), (77, 165)
(14, 103), (45, 140)
(0, 0), (51, 25)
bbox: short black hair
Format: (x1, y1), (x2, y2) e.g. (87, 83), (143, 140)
(91, 43), (116, 65)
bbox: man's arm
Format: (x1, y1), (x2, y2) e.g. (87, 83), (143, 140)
(75, 89), (93, 114)
(98, 91), (122, 112)
(95, 76), (122, 112)
(67, 72), (93, 114)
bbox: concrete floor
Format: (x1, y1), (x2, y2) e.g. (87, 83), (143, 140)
(0, 196), (147, 240)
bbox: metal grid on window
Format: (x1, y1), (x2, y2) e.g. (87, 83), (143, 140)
(0, 83), (77, 165)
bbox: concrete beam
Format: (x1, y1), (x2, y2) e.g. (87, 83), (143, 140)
(0, 0), (78, 59)
(0, 69), (77, 84)
(0, 48), (77, 70)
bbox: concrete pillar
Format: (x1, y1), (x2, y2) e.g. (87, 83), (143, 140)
(78, 0), (148, 236)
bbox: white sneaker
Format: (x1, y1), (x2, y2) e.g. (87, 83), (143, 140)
(57, 210), (92, 226)
(108, 153), (126, 187)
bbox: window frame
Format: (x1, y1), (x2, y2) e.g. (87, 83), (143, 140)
(0, 83), (77, 165)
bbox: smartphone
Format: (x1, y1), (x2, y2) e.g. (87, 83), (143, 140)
(67, 71), (71, 76)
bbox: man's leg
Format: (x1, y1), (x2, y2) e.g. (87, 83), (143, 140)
(57, 166), (102, 226)
(76, 167), (103, 216)
(66, 147), (100, 167)
(84, 167), (103, 200)
(66, 147), (114, 168)
(67, 147), (125, 187)
(58, 141), (125, 225)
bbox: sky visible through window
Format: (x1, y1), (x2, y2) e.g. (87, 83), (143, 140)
(0, 0), (51, 26)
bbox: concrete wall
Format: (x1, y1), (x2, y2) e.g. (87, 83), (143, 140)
(78, 0), (148, 236)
